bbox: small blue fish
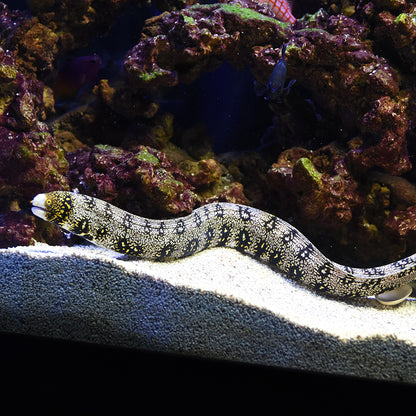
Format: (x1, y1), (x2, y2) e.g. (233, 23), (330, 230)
(255, 44), (296, 101)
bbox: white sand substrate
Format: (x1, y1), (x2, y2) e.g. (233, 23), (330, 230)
(1, 242), (415, 383)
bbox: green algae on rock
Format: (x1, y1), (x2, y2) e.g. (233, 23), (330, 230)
(3, 0), (416, 273)
(124, 3), (291, 88)
(269, 144), (361, 225)
(66, 142), (248, 218)
(125, 5), (411, 177)
(67, 144), (196, 217)
(293, 157), (323, 190)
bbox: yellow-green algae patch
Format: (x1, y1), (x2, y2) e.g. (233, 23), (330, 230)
(135, 147), (160, 164)
(0, 63), (17, 81)
(139, 68), (170, 83)
(218, 3), (284, 25)
(294, 157), (323, 189)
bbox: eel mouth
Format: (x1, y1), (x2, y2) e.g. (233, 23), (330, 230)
(31, 193), (47, 220)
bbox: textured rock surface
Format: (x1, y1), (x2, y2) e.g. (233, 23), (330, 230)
(67, 144), (197, 216)
(3, 0), (416, 269)
(124, 3), (289, 88)
(0, 42), (69, 247)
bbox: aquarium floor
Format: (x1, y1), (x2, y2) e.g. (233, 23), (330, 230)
(0, 243), (415, 384)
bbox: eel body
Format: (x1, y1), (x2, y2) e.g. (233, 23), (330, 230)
(31, 191), (416, 299)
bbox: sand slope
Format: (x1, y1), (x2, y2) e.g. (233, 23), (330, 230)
(1, 243), (415, 383)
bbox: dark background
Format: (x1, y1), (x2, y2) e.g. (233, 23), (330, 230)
(1, 331), (415, 413)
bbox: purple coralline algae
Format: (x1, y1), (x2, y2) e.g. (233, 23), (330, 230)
(67, 144), (248, 217)
(0, 37), (68, 247)
(124, 3), (289, 88)
(67, 144), (197, 217)
(2, 0), (416, 266)
(0, 128), (68, 199)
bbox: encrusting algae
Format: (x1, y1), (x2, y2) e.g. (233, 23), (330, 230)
(0, 0), (416, 279)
